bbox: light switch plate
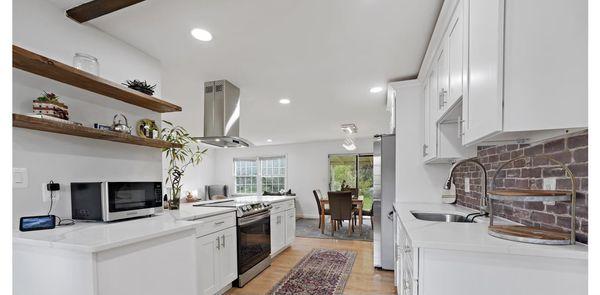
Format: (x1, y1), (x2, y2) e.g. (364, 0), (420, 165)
(464, 177), (470, 193)
(13, 168), (28, 188)
(41, 183), (60, 202)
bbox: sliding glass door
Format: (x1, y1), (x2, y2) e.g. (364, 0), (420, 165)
(328, 154), (374, 210)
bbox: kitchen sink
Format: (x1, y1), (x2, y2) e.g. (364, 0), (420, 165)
(411, 212), (475, 223)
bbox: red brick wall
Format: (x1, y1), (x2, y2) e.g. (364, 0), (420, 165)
(453, 131), (588, 243)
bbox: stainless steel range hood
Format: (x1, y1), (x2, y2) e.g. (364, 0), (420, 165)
(193, 80), (252, 148)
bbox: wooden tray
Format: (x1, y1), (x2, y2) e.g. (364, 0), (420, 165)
(488, 225), (571, 245)
(488, 189), (572, 202)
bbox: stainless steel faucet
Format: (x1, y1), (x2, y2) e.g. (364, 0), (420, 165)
(444, 159), (489, 215)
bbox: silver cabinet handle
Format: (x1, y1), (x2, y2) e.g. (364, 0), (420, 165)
(422, 144), (428, 157)
(277, 216), (282, 224)
(216, 237), (221, 250)
(214, 221), (225, 226)
(221, 235), (225, 248)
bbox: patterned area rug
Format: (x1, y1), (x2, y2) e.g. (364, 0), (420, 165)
(295, 218), (373, 241)
(267, 248), (357, 295)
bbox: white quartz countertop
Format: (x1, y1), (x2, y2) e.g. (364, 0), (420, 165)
(13, 206), (236, 253)
(394, 202), (587, 260)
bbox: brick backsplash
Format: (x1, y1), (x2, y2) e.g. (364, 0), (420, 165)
(453, 130), (588, 243)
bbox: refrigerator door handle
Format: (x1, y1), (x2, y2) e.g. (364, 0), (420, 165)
(387, 210), (394, 221)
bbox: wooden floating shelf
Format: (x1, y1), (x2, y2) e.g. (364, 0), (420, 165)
(488, 225), (571, 245)
(13, 113), (181, 149)
(488, 189), (572, 202)
(13, 45), (181, 113)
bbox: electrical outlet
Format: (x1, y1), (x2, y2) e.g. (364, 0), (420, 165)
(543, 178), (556, 191)
(13, 168), (28, 188)
(41, 183), (60, 202)
(464, 177), (470, 193)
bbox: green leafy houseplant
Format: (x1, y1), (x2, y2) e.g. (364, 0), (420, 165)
(161, 120), (207, 209)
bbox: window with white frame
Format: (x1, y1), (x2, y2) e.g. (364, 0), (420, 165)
(260, 157), (286, 193)
(233, 156), (286, 194)
(234, 159), (257, 194)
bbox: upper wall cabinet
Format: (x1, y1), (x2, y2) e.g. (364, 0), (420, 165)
(463, 0), (587, 145)
(420, 0), (587, 149)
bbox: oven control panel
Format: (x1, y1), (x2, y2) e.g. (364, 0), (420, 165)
(237, 202), (271, 216)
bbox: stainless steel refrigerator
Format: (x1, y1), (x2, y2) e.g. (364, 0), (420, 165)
(372, 134), (395, 270)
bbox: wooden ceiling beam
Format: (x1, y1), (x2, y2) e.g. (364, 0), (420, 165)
(66, 0), (145, 23)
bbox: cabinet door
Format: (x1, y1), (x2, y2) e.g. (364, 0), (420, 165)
(464, 0), (504, 145)
(197, 233), (219, 295)
(422, 82), (431, 161)
(448, 0), (464, 106)
(285, 209), (295, 245)
(217, 227), (238, 289)
(426, 71), (439, 161)
(436, 44), (450, 117)
(270, 212), (285, 255)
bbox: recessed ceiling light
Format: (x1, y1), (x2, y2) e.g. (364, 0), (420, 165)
(190, 28), (213, 41)
(267, 139), (273, 143)
(369, 86), (383, 93)
(279, 98), (291, 105)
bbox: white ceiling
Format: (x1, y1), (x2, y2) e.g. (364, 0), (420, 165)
(47, 0), (442, 145)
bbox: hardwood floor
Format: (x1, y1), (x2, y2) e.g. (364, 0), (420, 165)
(225, 237), (396, 295)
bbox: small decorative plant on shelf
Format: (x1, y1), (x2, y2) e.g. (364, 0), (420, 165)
(161, 120), (207, 209)
(122, 79), (157, 95)
(32, 91), (69, 120)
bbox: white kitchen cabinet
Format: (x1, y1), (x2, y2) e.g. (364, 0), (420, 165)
(196, 216), (238, 295)
(418, 0), (586, 149)
(462, 0), (587, 145)
(285, 208), (296, 245)
(435, 44), (449, 117)
(270, 211), (286, 255)
(422, 71), (438, 162)
(14, 228), (198, 295)
(270, 199), (296, 257)
(447, 0), (465, 107)
(394, 216), (586, 295)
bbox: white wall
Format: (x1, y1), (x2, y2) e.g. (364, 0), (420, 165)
(160, 67), (217, 199)
(12, 0), (164, 223)
(204, 137), (374, 218)
(392, 81), (450, 204)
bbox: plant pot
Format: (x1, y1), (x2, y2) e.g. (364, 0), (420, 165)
(168, 191), (181, 210)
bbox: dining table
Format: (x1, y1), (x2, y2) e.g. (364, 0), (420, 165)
(319, 196), (363, 234)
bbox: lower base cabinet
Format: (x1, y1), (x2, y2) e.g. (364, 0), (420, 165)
(394, 218), (587, 295)
(270, 200), (296, 256)
(197, 225), (237, 295)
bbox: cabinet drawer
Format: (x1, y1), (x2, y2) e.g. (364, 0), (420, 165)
(192, 212), (236, 237)
(271, 200), (293, 213)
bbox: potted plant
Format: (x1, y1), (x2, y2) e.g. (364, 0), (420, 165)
(161, 120), (207, 209)
(122, 79), (157, 95)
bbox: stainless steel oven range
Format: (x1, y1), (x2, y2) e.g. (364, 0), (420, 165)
(196, 199), (272, 287)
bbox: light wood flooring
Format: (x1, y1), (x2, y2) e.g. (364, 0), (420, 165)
(225, 237), (396, 295)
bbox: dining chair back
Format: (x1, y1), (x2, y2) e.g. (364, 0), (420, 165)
(328, 191), (353, 222)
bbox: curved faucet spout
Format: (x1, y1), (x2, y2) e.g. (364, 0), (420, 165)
(444, 159), (489, 214)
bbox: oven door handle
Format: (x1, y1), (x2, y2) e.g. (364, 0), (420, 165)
(238, 211), (270, 226)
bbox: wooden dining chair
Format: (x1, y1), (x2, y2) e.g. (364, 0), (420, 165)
(327, 191), (357, 236)
(313, 189), (330, 229)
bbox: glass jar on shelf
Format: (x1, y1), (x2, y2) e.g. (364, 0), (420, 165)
(73, 53), (99, 75)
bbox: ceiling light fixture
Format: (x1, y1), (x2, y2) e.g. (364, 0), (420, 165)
(279, 98), (291, 105)
(369, 86), (383, 93)
(267, 139), (273, 143)
(190, 28), (213, 41)
(341, 123), (358, 134)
